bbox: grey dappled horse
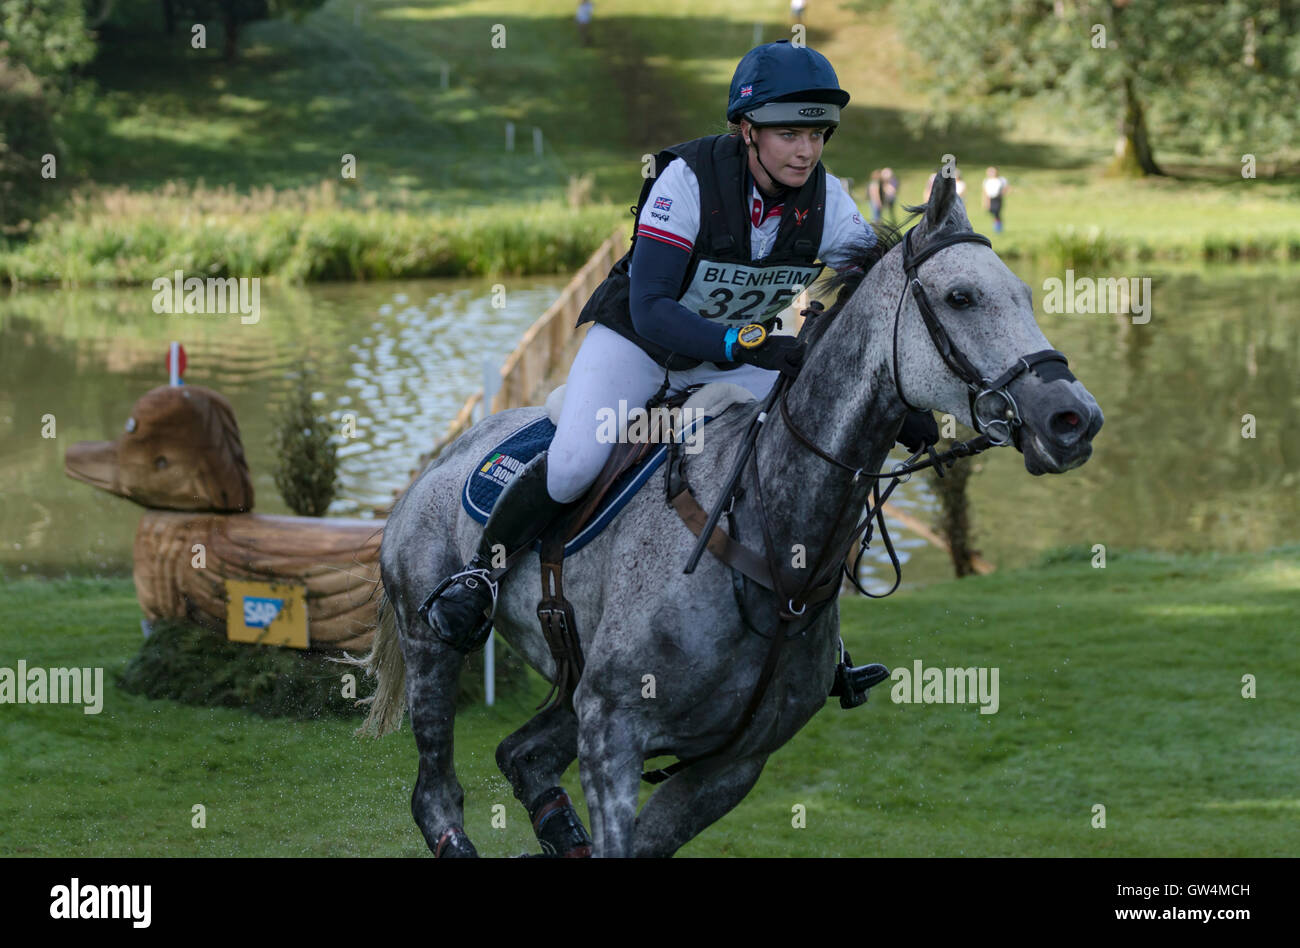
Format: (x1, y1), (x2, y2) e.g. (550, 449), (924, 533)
(354, 173), (1103, 857)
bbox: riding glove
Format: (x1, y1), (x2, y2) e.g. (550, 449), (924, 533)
(897, 410), (939, 453)
(733, 335), (807, 379)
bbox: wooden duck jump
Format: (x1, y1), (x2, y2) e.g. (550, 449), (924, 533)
(65, 373), (383, 651)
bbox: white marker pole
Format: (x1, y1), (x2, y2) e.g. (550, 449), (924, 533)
(482, 354), (503, 706)
(169, 341), (181, 386)
(505, 121), (515, 152)
(533, 126), (543, 157)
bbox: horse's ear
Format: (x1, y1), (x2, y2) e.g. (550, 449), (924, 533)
(925, 168), (957, 231)
(919, 166), (974, 239)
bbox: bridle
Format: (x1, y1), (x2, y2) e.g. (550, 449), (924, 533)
(764, 225), (1078, 601)
(893, 228), (1074, 447)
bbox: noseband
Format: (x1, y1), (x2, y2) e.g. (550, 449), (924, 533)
(894, 228), (1074, 446)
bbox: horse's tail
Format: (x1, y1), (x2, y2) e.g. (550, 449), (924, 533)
(339, 588), (407, 737)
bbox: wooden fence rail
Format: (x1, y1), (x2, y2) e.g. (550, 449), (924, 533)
(398, 226), (626, 493)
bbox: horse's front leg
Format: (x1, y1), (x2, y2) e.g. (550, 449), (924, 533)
(633, 753), (768, 857)
(575, 687), (645, 858)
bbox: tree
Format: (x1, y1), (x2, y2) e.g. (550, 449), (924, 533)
(172, 0), (325, 62)
(0, 0), (96, 231)
(891, 0), (1300, 176)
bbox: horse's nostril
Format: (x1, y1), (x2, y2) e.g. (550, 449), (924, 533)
(1050, 410), (1083, 443)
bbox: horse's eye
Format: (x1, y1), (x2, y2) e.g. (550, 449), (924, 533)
(946, 289), (975, 309)
(154, 456), (168, 470)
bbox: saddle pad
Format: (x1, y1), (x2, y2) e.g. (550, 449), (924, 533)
(462, 414), (712, 557)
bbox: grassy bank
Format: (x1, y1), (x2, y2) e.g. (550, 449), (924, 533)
(2, 546), (1296, 856)
(4, 0), (1297, 285)
(0, 184), (625, 286)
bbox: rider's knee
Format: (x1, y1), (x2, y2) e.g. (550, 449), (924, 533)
(546, 451), (599, 504)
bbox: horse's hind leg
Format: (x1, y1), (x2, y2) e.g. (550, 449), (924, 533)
(495, 704), (591, 857)
(396, 599), (477, 857)
(632, 754), (769, 858)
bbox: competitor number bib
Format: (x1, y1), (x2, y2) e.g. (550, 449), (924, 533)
(678, 261), (824, 327)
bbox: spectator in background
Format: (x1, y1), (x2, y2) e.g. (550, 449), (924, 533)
(791, 0), (807, 25)
(879, 167), (899, 223)
(982, 166), (1009, 233)
(867, 169), (883, 223)
(576, 0), (593, 46)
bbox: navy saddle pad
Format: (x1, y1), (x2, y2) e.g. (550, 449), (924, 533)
(462, 414), (712, 557)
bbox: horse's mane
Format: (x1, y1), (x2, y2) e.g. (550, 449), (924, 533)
(801, 211), (915, 351)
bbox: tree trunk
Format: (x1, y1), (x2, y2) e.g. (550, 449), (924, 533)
(222, 3), (240, 62)
(161, 0), (174, 34)
(1109, 74), (1163, 177)
(929, 442), (979, 579)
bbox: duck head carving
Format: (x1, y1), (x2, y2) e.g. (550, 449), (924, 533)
(65, 384), (254, 512)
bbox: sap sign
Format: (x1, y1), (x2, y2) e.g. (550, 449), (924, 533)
(243, 596), (284, 629)
(226, 580), (309, 649)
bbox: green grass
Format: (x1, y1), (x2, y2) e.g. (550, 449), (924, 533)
(3, 547), (1296, 857)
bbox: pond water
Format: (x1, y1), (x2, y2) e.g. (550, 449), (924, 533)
(1, 264), (1297, 588)
(0, 277), (563, 575)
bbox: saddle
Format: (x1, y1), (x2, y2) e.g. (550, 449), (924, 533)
(465, 381), (757, 711)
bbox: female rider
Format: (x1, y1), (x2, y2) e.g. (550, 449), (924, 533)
(422, 40), (935, 651)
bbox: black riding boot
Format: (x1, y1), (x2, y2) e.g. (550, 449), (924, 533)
(419, 451), (571, 652)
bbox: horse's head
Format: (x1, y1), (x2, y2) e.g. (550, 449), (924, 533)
(884, 170), (1102, 474)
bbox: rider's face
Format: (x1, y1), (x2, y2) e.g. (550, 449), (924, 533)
(745, 125), (827, 189)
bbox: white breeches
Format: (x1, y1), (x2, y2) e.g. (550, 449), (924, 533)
(546, 323), (779, 503)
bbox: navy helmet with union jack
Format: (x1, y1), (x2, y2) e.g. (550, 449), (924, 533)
(727, 41), (849, 141)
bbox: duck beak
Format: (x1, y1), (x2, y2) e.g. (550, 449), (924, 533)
(65, 440), (124, 497)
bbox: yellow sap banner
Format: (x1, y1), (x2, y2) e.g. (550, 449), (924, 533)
(226, 580), (309, 649)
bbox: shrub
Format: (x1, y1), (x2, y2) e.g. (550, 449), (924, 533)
(269, 372), (339, 516)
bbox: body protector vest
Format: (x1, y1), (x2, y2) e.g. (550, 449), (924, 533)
(576, 133), (827, 371)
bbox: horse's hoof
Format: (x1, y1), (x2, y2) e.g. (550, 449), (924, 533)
(434, 826), (479, 858)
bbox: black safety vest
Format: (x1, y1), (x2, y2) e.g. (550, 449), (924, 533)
(576, 133), (826, 371)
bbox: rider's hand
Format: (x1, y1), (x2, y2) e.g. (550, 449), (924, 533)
(897, 410), (939, 453)
(733, 335), (807, 380)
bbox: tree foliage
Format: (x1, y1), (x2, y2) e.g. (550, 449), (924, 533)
(892, 0), (1300, 175)
(269, 373), (340, 517)
(0, 0), (95, 231)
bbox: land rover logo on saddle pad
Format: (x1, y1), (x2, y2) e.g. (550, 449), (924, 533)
(477, 451), (525, 488)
